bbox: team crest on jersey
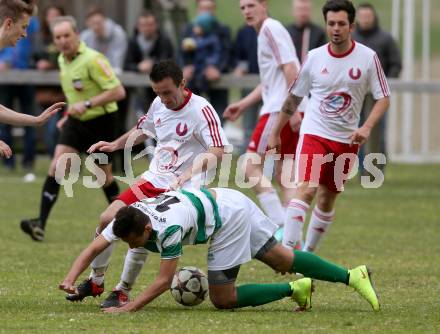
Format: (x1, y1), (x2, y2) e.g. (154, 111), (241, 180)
(176, 122), (189, 137)
(349, 68), (362, 80)
(319, 92), (352, 118)
(155, 118), (162, 127)
(321, 67), (329, 75)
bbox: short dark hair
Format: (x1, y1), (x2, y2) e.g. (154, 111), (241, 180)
(0, 0), (36, 25)
(41, 5), (66, 40)
(357, 3), (376, 14)
(150, 60), (183, 86)
(139, 10), (157, 21)
(113, 206), (150, 239)
(322, 0), (356, 24)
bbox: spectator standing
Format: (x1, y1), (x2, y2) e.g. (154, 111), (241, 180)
(286, 0), (327, 64)
(125, 11), (174, 109)
(231, 24), (259, 154)
(352, 3), (402, 174)
(80, 6), (127, 73)
(33, 5), (66, 157)
(0, 16), (39, 179)
(179, 0), (231, 123)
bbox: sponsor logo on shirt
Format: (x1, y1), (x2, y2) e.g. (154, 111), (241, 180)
(156, 147), (179, 172)
(319, 92), (352, 119)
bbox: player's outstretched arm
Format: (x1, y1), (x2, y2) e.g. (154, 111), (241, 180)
(104, 258), (179, 313)
(223, 84), (262, 121)
(59, 235), (111, 294)
(0, 140), (12, 159)
(0, 102), (65, 127)
(87, 126), (147, 154)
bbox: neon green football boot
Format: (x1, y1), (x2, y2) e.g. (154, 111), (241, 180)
(289, 277), (313, 311)
(349, 265), (380, 311)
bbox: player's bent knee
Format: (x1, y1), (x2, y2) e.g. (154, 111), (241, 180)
(209, 295), (235, 309)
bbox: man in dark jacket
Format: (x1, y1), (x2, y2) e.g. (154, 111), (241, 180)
(125, 11), (174, 105)
(286, 0), (327, 64)
(231, 24), (259, 153)
(353, 3), (402, 174)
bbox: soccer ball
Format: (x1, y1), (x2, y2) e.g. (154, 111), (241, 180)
(170, 266), (209, 306)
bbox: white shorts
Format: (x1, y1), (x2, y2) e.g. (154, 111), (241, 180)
(207, 188), (277, 271)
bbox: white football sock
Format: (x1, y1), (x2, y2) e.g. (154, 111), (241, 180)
(257, 191), (285, 227)
(304, 206), (334, 252)
(282, 199), (309, 249)
(89, 229), (115, 285)
(115, 247), (149, 293)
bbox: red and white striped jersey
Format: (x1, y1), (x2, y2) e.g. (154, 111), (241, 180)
(290, 41), (390, 143)
(258, 18), (300, 116)
(137, 89), (229, 189)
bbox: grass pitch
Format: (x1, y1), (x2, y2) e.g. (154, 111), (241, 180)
(0, 158), (439, 334)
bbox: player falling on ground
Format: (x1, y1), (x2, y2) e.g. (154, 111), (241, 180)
(268, 0), (390, 252)
(65, 60), (229, 308)
(59, 187), (380, 313)
(224, 0), (301, 233)
(0, 0), (64, 158)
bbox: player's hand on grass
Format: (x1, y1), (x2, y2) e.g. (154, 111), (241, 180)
(223, 102), (243, 122)
(88, 141), (117, 154)
(349, 125), (371, 146)
(0, 140), (12, 159)
(59, 280), (76, 294)
(103, 302), (136, 313)
(35, 102), (65, 126)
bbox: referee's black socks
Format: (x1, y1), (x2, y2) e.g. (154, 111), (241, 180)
(103, 180), (120, 203)
(39, 176), (60, 229)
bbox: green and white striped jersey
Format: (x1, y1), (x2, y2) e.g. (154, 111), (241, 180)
(102, 189), (221, 259)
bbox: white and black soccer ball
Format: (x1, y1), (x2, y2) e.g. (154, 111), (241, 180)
(170, 266), (209, 306)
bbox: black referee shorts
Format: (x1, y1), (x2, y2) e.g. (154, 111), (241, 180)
(58, 112), (118, 162)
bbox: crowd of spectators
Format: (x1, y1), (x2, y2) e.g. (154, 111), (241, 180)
(0, 0), (401, 179)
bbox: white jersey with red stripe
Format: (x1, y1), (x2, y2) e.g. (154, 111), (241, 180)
(290, 41), (390, 143)
(137, 90), (229, 189)
(258, 18), (300, 116)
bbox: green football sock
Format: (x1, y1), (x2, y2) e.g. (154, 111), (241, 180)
(236, 283), (292, 308)
(292, 250), (349, 284)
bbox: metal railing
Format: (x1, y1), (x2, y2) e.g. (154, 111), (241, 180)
(1, 70), (439, 163)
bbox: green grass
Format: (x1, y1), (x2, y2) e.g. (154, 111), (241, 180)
(188, 0), (440, 56)
(0, 158), (439, 333)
